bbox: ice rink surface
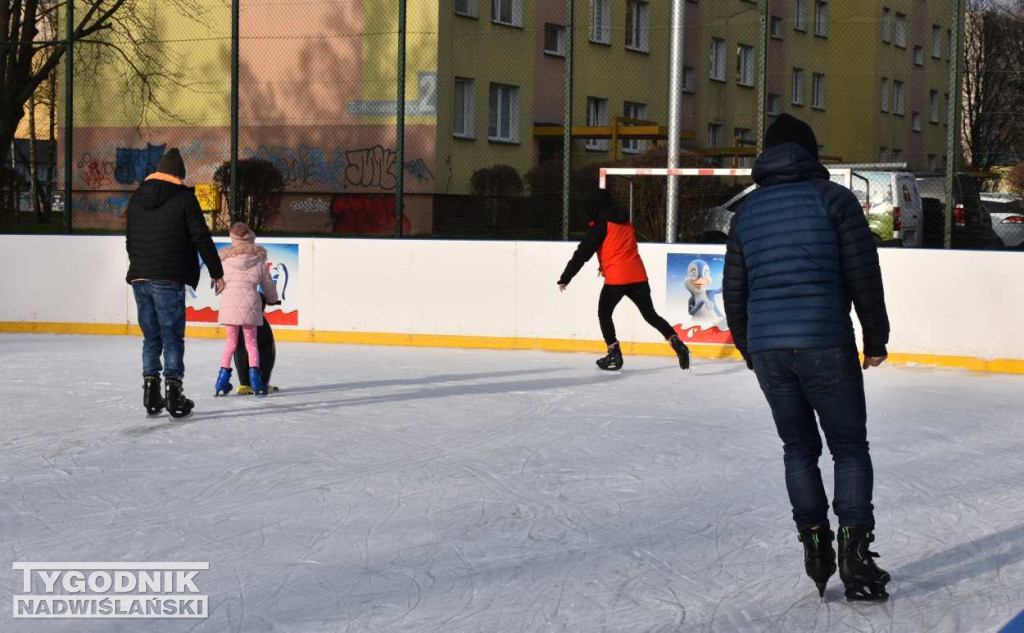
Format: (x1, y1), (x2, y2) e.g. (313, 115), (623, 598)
(2, 333), (1023, 633)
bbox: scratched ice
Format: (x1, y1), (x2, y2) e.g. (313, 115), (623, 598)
(2, 333), (1023, 633)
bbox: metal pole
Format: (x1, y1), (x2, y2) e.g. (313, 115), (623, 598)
(395, 0), (407, 238)
(756, 0), (769, 151)
(628, 179), (634, 223)
(561, 0), (575, 240)
(665, 0), (686, 243)
(944, 0), (964, 249)
(63, 0), (74, 234)
(230, 0), (239, 223)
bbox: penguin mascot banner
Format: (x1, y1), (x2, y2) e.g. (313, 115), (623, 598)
(666, 253), (733, 345)
(188, 241), (300, 326)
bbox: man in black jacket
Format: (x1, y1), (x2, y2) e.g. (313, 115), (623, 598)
(723, 115), (891, 602)
(126, 148), (225, 419)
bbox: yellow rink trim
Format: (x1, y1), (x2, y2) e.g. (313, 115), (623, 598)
(2, 321), (1023, 375)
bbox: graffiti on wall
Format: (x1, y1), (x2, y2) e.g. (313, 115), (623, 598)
(114, 144), (166, 184)
(329, 194), (409, 235)
(71, 194), (130, 218)
(244, 144), (347, 189)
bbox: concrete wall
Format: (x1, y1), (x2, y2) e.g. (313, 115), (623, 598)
(2, 236), (1022, 372)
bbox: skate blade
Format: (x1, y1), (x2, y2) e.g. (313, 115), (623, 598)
(816, 583), (827, 601)
(168, 410), (194, 420)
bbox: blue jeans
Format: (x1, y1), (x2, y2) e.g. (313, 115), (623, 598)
(752, 346), (875, 530)
(132, 281), (187, 381)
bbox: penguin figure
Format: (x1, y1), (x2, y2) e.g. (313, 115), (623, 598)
(685, 259), (724, 321)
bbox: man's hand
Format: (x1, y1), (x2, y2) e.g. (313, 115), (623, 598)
(212, 278), (226, 295)
(863, 355), (887, 370)
(558, 284), (567, 293)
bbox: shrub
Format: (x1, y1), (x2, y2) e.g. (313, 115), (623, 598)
(213, 159), (285, 234)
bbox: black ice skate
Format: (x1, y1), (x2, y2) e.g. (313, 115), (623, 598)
(838, 526), (890, 602)
(164, 379), (195, 419)
(798, 525), (837, 600)
(143, 375), (165, 417)
(668, 334), (690, 370)
(596, 343), (624, 371)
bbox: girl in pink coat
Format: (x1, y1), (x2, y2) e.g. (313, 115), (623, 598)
(214, 222), (279, 396)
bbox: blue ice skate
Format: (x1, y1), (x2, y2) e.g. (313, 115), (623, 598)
(250, 368), (269, 396)
(215, 367), (234, 396)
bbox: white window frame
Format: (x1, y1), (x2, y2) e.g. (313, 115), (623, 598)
(488, 83), (520, 143)
(912, 112), (922, 132)
(881, 8), (892, 43)
(932, 25), (942, 58)
(626, 0), (651, 53)
(455, 0), (478, 19)
(930, 90), (939, 123)
(544, 23), (567, 57)
(682, 66), (696, 93)
(708, 123), (723, 148)
(795, 0), (808, 32)
(710, 38), (727, 82)
(814, 1), (829, 37)
(622, 101), (649, 154)
(880, 78), (890, 112)
(453, 77), (475, 139)
(771, 15), (784, 39)
(586, 96), (610, 151)
(893, 80), (905, 116)
(768, 93), (782, 116)
(894, 12), (908, 48)
(914, 46), (924, 67)
(737, 44), (755, 87)
(491, 0), (522, 27)
(591, 0), (612, 45)
(812, 73), (826, 110)
(792, 68), (805, 105)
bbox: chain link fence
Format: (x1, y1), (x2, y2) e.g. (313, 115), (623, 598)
(5, 0), (1018, 251)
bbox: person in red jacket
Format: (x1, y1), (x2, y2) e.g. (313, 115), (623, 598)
(558, 190), (690, 371)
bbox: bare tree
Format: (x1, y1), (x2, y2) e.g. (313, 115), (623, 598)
(0, 0), (205, 167)
(963, 0), (1024, 168)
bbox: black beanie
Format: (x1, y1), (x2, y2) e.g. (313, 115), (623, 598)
(585, 189), (616, 221)
(764, 113), (819, 160)
(156, 148), (186, 180)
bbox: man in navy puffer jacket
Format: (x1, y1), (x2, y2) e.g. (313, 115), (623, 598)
(723, 114), (891, 602)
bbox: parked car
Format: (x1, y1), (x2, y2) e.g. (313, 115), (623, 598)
(694, 168), (922, 247)
(916, 174), (1003, 250)
(980, 193), (1024, 250)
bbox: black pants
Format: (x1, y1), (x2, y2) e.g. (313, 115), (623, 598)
(235, 316), (276, 386)
(598, 282), (677, 345)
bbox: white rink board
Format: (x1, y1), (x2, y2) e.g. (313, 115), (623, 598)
(0, 236), (1022, 362)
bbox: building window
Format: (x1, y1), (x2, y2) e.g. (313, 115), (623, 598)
(544, 23), (567, 56)
(879, 147), (888, 162)
(455, 0), (478, 18)
(708, 123), (723, 148)
(489, 83), (520, 143)
(880, 78), (890, 112)
(492, 0), (522, 27)
(737, 44), (755, 87)
(812, 73), (826, 110)
(944, 93), (950, 125)
(928, 154), (939, 171)
(682, 66), (696, 93)
(892, 149), (903, 162)
(912, 112), (922, 132)
(586, 97), (610, 151)
(768, 93), (782, 116)
(814, 1), (829, 37)
(771, 15), (784, 39)
(942, 155), (948, 170)
(710, 38), (727, 82)
(591, 0), (611, 44)
(795, 0), (807, 32)
(894, 13), (907, 48)
(914, 46), (924, 66)
(893, 80), (905, 115)
(881, 8), (892, 43)
(947, 29), (953, 59)
(932, 25), (942, 58)
(453, 78), (475, 139)
(930, 90), (939, 123)
(735, 128), (754, 166)
(626, 0), (651, 52)
(792, 68), (805, 105)
(623, 101), (648, 154)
